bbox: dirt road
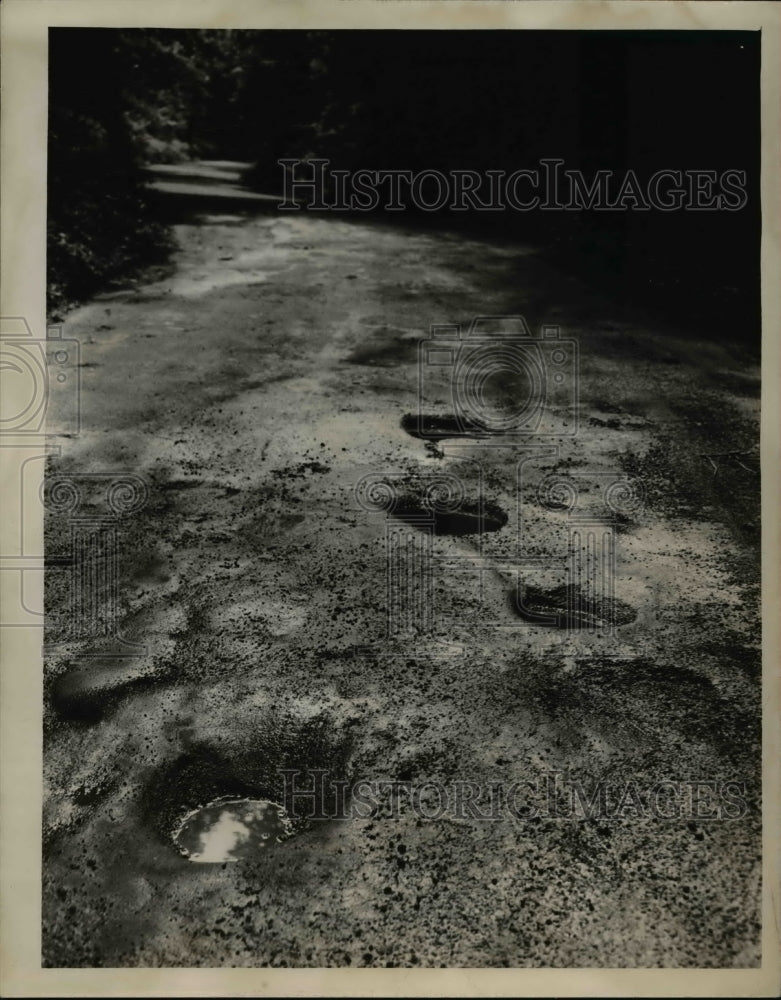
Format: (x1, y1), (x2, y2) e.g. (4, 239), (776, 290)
(43, 162), (761, 967)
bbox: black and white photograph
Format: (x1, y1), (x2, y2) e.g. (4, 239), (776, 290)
(1, 1), (779, 994)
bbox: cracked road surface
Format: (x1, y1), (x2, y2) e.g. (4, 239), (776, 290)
(43, 162), (761, 967)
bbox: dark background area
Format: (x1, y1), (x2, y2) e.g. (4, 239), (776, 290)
(48, 28), (760, 349)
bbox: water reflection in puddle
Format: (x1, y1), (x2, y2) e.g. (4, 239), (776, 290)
(173, 798), (294, 862)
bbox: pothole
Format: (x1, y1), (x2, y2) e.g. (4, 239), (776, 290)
(359, 475), (509, 536)
(401, 413), (486, 440)
(511, 583), (637, 629)
(141, 713), (354, 854)
(173, 797), (294, 862)
(345, 328), (421, 367)
(49, 661), (175, 725)
(393, 496), (508, 536)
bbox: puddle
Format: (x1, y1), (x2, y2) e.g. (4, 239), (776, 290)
(512, 583), (637, 629)
(173, 798), (294, 862)
(401, 413), (487, 440)
(393, 497), (507, 536)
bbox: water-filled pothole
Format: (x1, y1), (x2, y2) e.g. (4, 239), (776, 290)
(511, 583), (637, 629)
(393, 496), (508, 536)
(142, 718), (354, 852)
(401, 413), (486, 440)
(173, 797), (294, 862)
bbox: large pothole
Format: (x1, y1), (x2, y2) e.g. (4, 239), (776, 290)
(141, 711), (355, 858)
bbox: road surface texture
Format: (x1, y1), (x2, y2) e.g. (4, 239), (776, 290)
(43, 162), (761, 967)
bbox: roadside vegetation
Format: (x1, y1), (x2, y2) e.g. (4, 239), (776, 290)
(47, 29), (252, 318)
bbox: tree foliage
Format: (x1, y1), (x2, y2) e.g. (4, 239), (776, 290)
(47, 28), (254, 316)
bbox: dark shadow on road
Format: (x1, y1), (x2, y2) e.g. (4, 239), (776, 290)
(145, 159), (761, 361)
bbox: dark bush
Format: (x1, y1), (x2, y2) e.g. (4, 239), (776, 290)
(47, 28), (254, 318)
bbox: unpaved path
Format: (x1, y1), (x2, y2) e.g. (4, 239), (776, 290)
(43, 162), (761, 967)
